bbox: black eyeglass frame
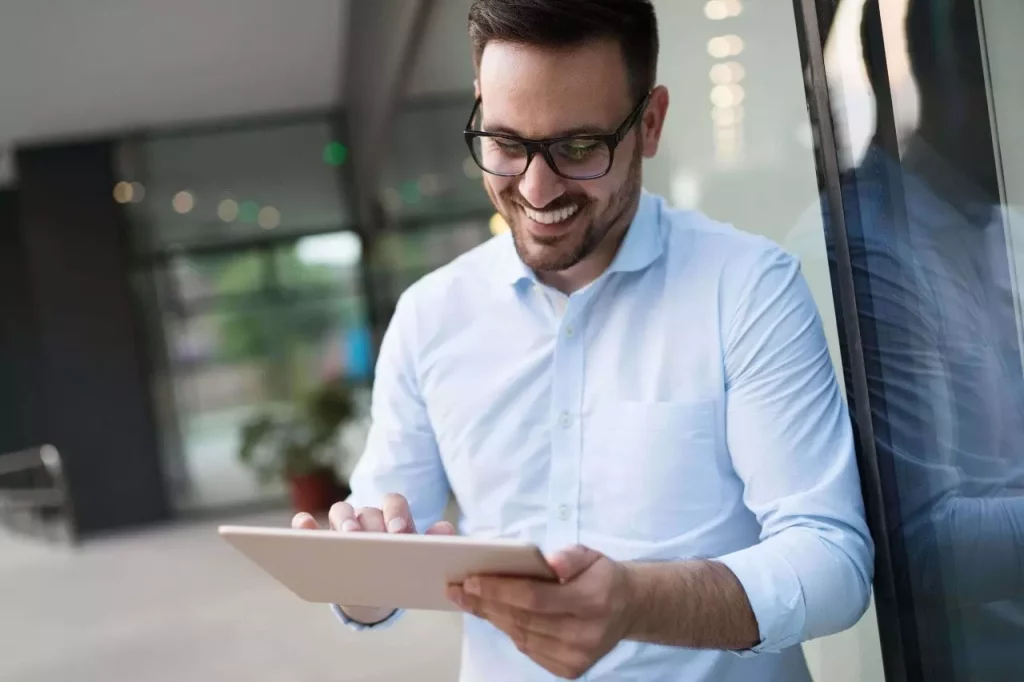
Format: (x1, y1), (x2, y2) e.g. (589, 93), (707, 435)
(463, 91), (653, 181)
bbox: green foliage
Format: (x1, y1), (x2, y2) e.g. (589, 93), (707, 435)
(237, 378), (357, 484)
(213, 249), (345, 364)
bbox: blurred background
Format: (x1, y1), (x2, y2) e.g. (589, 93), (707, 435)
(1, 0), (1021, 681)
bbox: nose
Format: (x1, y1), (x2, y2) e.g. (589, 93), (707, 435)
(518, 153), (566, 209)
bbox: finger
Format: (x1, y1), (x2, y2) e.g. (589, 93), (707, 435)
(356, 507), (387, 533)
(547, 545), (604, 583)
(447, 590), (586, 675)
(463, 575), (568, 615)
(328, 502), (360, 532)
(291, 512), (320, 530)
(381, 493), (415, 534)
(463, 599), (574, 640)
(425, 520), (456, 535)
(530, 647), (596, 681)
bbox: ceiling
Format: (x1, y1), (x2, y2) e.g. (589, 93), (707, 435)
(0, 0), (348, 154)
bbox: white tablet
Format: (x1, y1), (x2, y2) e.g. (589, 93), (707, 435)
(219, 525), (557, 612)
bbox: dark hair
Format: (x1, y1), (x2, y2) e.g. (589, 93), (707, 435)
(468, 0), (659, 102)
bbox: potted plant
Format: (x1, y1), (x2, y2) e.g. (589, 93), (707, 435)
(238, 378), (356, 514)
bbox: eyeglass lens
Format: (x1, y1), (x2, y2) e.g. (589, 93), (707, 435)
(471, 136), (613, 179)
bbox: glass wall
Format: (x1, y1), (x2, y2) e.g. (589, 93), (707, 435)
(798, 0), (1024, 679)
(368, 96), (496, 327)
(119, 117), (371, 512)
(115, 101), (497, 513)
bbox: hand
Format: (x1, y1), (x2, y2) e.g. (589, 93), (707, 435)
(446, 545), (635, 680)
(290, 493), (455, 536)
(291, 493), (455, 624)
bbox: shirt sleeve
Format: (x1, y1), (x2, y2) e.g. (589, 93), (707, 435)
(715, 244), (874, 654)
(332, 604), (404, 631)
(333, 289), (451, 631)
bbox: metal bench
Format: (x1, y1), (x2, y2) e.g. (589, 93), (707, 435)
(0, 445), (76, 543)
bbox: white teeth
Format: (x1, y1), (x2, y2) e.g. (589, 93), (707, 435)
(523, 204), (578, 225)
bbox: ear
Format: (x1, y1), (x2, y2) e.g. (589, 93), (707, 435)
(473, 78), (481, 99)
(641, 86), (670, 158)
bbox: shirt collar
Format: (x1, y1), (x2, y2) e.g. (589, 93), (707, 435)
(495, 190), (665, 288)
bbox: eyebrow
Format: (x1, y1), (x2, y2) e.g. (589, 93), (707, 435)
(482, 121), (611, 139)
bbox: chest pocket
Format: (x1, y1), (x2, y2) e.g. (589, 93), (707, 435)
(581, 399), (725, 542)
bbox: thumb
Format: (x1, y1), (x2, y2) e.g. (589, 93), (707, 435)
(547, 545), (604, 582)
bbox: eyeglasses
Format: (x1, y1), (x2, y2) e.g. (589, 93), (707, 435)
(463, 92), (652, 181)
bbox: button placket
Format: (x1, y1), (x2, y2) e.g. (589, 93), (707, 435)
(545, 300), (585, 553)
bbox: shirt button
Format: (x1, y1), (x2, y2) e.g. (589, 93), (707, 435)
(557, 505), (572, 521)
(565, 325), (575, 338)
(558, 411), (572, 428)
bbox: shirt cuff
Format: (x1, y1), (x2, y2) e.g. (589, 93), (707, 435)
(331, 604), (404, 631)
(716, 541), (806, 656)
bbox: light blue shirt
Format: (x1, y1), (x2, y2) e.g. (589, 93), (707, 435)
(341, 191), (873, 681)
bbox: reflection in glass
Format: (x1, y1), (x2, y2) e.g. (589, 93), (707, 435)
(791, 0), (1024, 678)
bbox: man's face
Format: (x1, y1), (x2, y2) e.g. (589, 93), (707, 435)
(476, 39), (662, 275)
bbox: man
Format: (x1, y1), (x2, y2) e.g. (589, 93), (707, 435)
(295, 1), (873, 679)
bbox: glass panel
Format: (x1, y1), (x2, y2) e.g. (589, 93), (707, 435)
(171, 365), (283, 510)
(120, 117), (352, 254)
(117, 114), (366, 512)
(160, 287), (370, 511)
(379, 98), (495, 220)
(368, 218), (491, 307)
(163, 250), (266, 304)
(276, 232), (363, 292)
(807, 0), (1024, 679)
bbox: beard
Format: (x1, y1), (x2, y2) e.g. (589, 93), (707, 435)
(489, 145), (643, 274)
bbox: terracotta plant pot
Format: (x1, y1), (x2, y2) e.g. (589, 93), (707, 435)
(288, 469), (347, 514)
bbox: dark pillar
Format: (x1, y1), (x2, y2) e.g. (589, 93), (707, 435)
(0, 188), (46, 455)
(14, 141), (169, 537)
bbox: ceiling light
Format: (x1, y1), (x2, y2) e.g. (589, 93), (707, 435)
(710, 64), (732, 85)
(218, 199), (239, 222)
(258, 206), (281, 229)
(172, 190), (195, 214)
(710, 85), (737, 108)
(489, 213), (509, 236)
(113, 181), (133, 204)
(708, 35), (744, 58)
(704, 0), (728, 20)
(710, 61), (746, 84)
(712, 106), (738, 126)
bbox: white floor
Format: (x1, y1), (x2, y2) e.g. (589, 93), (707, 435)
(0, 511), (463, 682)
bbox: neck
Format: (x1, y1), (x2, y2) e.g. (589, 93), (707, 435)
(538, 193), (641, 294)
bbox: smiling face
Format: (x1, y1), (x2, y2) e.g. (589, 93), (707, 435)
(476, 38), (668, 291)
